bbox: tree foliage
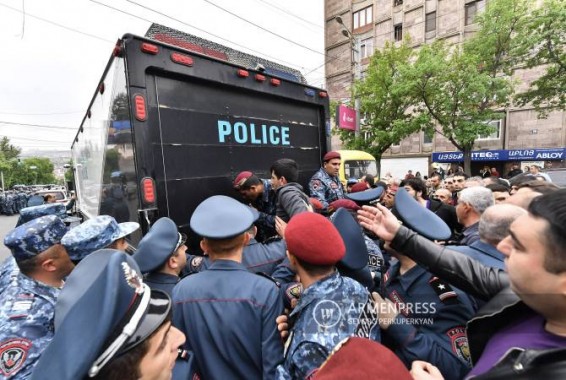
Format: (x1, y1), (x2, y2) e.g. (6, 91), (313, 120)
(337, 40), (430, 173)
(0, 137), (21, 161)
(514, 0), (566, 115)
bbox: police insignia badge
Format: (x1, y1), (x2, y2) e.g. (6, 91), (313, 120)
(311, 180), (321, 190)
(190, 257), (203, 271)
(121, 262), (144, 294)
(429, 277), (457, 304)
(447, 327), (471, 366)
(354, 295), (379, 338)
(0, 338), (31, 376)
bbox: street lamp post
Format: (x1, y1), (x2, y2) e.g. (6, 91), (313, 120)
(336, 16), (361, 138)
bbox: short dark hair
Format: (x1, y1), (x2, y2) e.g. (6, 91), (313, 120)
(295, 256), (334, 276)
(402, 178), (428, 199)
(486, 183), (510, 194)
(16, 244), (63, 275)
(529, 189), (566, 274)
(239, 175), (261, 190)
(453, 172), (469, 180)
(270, 159), (299, 183)
(517, 180), (560, 195)
(364, 174), (375, 187)
(509, 173), (538, 187)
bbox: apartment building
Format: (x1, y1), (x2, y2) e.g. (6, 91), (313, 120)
(325, 0), (566, 178)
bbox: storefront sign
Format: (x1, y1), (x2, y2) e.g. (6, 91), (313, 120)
(336, 105), (356, 131)
(432, 148), (566, 163)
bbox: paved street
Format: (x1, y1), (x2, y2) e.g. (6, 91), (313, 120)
(0, 215), (19, 263)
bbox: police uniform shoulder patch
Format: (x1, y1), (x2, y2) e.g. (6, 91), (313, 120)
(311, 180), (322, 191)
(428, 276), (457, 304)
(447, 327), (471, 366)
(0, 338), (32, 377)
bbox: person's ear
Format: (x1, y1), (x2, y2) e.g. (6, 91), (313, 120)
(41, 258), (57, 272)
(168, 255), (179, 269)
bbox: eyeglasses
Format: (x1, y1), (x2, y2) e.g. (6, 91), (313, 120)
(175, 233), (187, 251)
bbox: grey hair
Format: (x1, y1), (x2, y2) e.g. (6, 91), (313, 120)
(479, 204), (527, 245)
(459, 187), (494, 215)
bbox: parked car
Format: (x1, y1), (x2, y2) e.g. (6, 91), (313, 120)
(34, 189), (69, 204)
(546, 168), (566, 187)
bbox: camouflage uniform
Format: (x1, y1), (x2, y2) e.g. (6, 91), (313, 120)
(0, 257), (18, 295)
(253, 179), (277, 242)
(0, 274), (60, 379)
(277, 271), (380, 379)
(308, 168), (345, 210)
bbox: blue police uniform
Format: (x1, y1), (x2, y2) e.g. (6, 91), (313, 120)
(0, 215), (67, 379)
(16, 203), (67, 227)
(308, 168), (345, 209)
(184, 237), (287, 276)
(173, 195), (284, 379)
(277, 271), (380, 379)
(0, 257), (18, 295)
(0, 274), (60, 379)
(252, 179), (278, 242)
(132, 217), (183, 297)
(382, 262), (477, 380)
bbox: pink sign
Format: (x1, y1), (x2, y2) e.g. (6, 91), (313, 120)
(337, 104), (356, 131)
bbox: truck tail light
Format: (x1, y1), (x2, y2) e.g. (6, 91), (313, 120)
(134, 95), (147, 121)
(319, 91), (328, 98)
(141, 177), (156, 204)
(237, 69), (249, 78)
(270, 78), (281, 86)
(141, 43), (159, 55)
(254, 74), (266, 82)
(171, 52), (194, 67)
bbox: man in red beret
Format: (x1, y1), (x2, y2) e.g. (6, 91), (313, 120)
(309, 151), (346, 214)
(276, 212), (380, 379)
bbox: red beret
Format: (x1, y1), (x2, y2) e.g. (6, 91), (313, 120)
(323, 151), (341, 162)
(329, 199), (360, 211)
(309, 198), (324, 211)
(350, 182), (369, 193)
(314, 337), (412, 380)
(233, 171), (254, 189)
(285, 212), (345, 265)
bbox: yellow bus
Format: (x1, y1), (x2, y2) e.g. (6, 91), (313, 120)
(336, 150), (378, 186)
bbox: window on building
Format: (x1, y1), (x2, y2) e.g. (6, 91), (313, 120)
(425, 12), (436, 33)
(394, 0), (404, 6)
(477, 120), (501, 140)
(465, 1), (484, 25)
(394, 24), (403, 41)
(360, 37), (374, 59)
(423, 129), (434, 144)
(353, 6), (373, 29)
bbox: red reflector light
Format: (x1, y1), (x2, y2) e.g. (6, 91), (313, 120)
(141, 177), (156, 204)
(171, 52), (194, 67)
(319, 91), (328, 98)
(255, 74), (266, 82)
(237, 69), (249, 78)
(141, 43), (159, 55)
(134, 95), (147, 121)
(270, 78), (281, 86)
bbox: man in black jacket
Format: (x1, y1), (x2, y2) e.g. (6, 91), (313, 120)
(358, 189), (566, 380)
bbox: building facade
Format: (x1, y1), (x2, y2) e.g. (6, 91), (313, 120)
(325, 0), (566, 178)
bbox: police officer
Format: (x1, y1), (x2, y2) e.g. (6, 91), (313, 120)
(173, 195), (283, 379)
(276, 212), (380, 379)
(309, 151), (346, 214)
(184, 208), (287, 277)
(61, 214), (140, 262)
(233, 170), (278, 242)
(132, 217), (187, 296)
(0, 215), (71, 379)
(30, 249), (186, 380)
(0, 203), (68, 295)
(371, 189), (477, 380)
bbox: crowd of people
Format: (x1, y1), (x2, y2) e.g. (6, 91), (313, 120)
(0, 151), (564, 379)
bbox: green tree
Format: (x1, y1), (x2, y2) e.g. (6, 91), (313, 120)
(411, 41), (510, 174)
(10, 157), (57, 186)
(515, 0), (566, 115)
(338, 40), (430, 174)
(0, 136), (21, 161)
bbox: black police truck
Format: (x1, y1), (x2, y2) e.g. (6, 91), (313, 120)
(71, 24), (330, 248)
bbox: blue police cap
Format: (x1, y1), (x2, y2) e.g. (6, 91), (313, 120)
(331, 208), (368, 271)
(133, 217), (183, 273)
(4, 215), (67, 262)
(394, 188), (451, 241)
(17, 203), (67, 226)
(347, 178), (359, 186)
(61, 215), (139, 262)
(346, 187), (384, 203)
(30, 249), (172, 380)
(190, 195), (255, 239)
